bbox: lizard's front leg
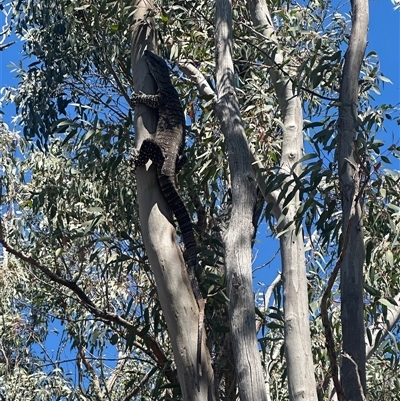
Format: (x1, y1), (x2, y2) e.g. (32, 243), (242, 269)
(130, 92), (165, 109)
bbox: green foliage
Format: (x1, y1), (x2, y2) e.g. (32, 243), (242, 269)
(0, 127), (178, 399)
(4, 0), (135, 145)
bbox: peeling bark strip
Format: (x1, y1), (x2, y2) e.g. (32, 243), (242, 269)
(131, 50), (205, 389)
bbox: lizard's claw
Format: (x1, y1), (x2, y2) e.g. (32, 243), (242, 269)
(130, 91), (145, 107)
(130, 94), (137, 107)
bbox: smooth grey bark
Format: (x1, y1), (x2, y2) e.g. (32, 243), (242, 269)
(337, 0), (369, 399)
(180, 53), (268, 401)
(214, 1), (268, 400)
(130, 2), (215, 400)
(249, 1), (318, 400)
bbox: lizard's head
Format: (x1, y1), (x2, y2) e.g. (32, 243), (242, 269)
(144, 50), (170, 82)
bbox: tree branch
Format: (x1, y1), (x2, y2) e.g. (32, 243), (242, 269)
(365, 293), (400, 359)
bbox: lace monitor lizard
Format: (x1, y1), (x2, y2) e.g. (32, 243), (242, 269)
(131, 50), (205, 385)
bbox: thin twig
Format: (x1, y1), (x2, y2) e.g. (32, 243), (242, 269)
(342, 352), (367, 401)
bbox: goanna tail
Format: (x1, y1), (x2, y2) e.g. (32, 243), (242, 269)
(158, 172), (205, 385)
(158, 172), (204, 384)
(157, 174), (197, 277)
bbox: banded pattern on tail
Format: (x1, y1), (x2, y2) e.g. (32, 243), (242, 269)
(132, 50), (205, 387)
(135, 139), (199, 302)
(158, 172), (199, 289)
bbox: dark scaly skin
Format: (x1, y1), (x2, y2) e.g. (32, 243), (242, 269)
(132, 50), (205, 386)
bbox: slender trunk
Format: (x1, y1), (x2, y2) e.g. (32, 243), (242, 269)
(337, 0), (369, 399)
(214, 1), (268, 400)
(278, 92), (318, 401)
(249, 1), (318, 400)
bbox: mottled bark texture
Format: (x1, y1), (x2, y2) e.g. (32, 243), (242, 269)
(215, 0), (268, 400)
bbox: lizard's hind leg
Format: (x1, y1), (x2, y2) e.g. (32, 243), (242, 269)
(135, 139), (164, 168)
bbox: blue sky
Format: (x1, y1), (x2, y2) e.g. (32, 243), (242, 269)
(369, 0), (400, 104)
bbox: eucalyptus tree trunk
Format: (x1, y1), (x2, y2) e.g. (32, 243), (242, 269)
(249, 1), (318, 400)
(337, 0), (369, 399)
(130, 1), (215, 400)
(214, 1), (268, 400)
